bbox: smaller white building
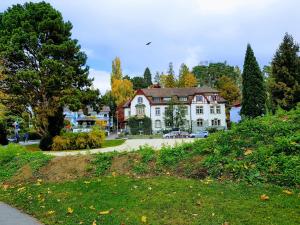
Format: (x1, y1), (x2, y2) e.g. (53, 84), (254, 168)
(122, 87), (227, 133)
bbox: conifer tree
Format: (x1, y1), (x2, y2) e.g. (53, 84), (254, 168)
(241, 44), (266, 118)
(271, 33), (300, 110)
(164, 62), (176, 87)
(143, 67), (152, 87)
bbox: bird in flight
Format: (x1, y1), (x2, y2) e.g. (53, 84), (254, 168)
(146, 42), (152, 45)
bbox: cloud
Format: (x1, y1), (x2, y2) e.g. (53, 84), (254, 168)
(89, 69), (111, 95)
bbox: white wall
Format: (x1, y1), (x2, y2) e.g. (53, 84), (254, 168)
(130, 95), (151, 117)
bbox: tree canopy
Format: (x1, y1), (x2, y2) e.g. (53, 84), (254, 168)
(270, 33), (300, 111)
(0, 2), (99, 149)
(241, 44), (266, 118)
(143, 67), (152, 87)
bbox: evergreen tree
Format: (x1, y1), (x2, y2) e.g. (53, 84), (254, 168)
(143, 67), (152, 87)
(270, 33), (300, 110)
(154, 71), (160, 84)
(178, 63), (189, 87)
(241, 44), (266, 118)
(164, 62), (176, 87)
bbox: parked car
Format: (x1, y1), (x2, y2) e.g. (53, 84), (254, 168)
(190, 130), (209, 138)
(163, 130), (189, 138)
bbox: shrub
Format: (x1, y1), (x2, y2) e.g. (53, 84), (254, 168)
(138, 145), (156, 163)
(92, 152), (115, 175)
(128, 116), (152, 135)
(158, 143), (193, 166)
(51, 127), (105, 151)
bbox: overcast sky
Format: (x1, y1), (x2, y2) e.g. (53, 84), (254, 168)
(1, 0), (299, 94)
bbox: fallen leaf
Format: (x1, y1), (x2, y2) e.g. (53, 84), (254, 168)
(244, 149), (253, 156)
(17, 187), (26, 192)
(84, 181), (90, 184)
(223, 222), (230, 225)
(67, 207), (74, 214)
(283, 190), (293, 195)
(92, 220), (96, 225)
(112, 172), (117, 177)
(47, 210), (55, 215)
(89, 205), (96, 210)
(99, 209), (113, 215)
(260, 194), (269, 201)
(141, 216), (147, 223)
(2, 184), (9, 191)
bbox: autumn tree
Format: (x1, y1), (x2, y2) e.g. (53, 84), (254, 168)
(164, 100), (186, 129)
(161, 62), (176, 88)
(0, 2), (99, 150)
(111, 79), (134, 105)
(241, 44), (266, 118)
(216, 76), (240, 106)
(111, 57), (123, 84)
(270, 33), (300, 111)
(178, 63), (189, 87)
(143, 67), (152, 87)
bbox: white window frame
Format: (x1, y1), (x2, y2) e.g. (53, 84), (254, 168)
(216, 105), (221, 114)
(179, 96), (187, 101)
(196, 106), (203, 115)
(210, 106), (215, 114)
(155, 107), (161, 116)
(197, 118), (203, 127)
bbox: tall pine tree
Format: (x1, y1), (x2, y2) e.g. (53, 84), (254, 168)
(143, 67), (152, 87)
(271, 33), (300, 110)
(241, 44), (266, 118)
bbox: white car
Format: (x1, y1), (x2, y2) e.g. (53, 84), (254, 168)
(190, 131), (209, 138)
(163, 131), (189, 138)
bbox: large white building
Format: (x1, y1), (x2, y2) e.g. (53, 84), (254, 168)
(122, 87), (227, 133)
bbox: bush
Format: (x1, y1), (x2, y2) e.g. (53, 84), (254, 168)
(128, 116), (152, 135)
(92, 152), (115, 175)
(138, 145), (156, 163)
(52, 127), (105, 151)
(39, 135), (53, 151)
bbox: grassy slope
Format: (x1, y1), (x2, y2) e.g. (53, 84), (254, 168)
(1, 176), (299, 225)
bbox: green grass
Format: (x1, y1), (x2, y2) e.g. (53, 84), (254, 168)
(125, 134), (163, 139)
(24, 139), (126, 152)
(1, 176), (299, 225)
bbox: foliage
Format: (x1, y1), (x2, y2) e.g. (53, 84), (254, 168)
(158, 143), (191, 166)
(216, 76), (240, 106)
(153, 71), (160, 84)
(164, 100), (187, 129)
(192, 62), (241, 88)
(241, 44), (266, 118)
(138, 145), (156, 163)
(130, 76), (148, 90)
(0, 2), (99, 148)
(52, 127), (105, 151)
(270, 33), (300, 111)
(110, 57), (123, 85)
(92, 152), (115, 175)
(128, 116), (152, 135)
(143, 67), (152, 87)
(178, 63), (197, 87)
(111, 78), (134, 106)
(0, 144), (52, 181)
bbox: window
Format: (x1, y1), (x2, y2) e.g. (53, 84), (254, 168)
(155, 120), (161, 128)
(153, 97), (160, 103)
(155, 107), (161, 116)
(128, 110), (131, 117)
(136, 106), (145, 116)
(196, 106), (203, 114)
(179, 96), (187, 101)
(216, 105), (221, 114)
(197, 118), (203, 127)
(182, 106), (188, 115)
(138, 97), (143, 104)
(163, 97), (171, 102)
(196, 95), (203, 102)
(211, 119), (221, 126)
(210, 106), (215, 114)
(211, 95), (217, 101)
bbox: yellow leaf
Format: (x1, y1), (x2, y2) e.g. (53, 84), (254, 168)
(89, 205), (96, 210)
(260, 194), (269, 201)
(141, 216), (147, 223)
(92, 220), (97, 225)
(47, 210), (55, 215)
(99, 210), (110, 215)
(244, 149), (253, 156)
(17, 187), (26, 192)
(67, 207), (74, 214)
(2, 184), (9, 190)
(283, 190), (293, 195)
(84, 181), (90, 184)
(112, 172), (117, 177)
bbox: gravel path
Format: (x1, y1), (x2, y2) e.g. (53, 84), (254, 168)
(45, 138), (194, 156)
(0, 202), (42, 225)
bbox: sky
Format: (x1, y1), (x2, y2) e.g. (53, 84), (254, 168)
(1, 0), (300, 94)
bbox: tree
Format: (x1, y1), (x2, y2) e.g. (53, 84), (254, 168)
(131, 76), (148, 90)
(0, 2), (98, 150)
(241, 44), (266, 118)
(216, 76), (240, 106)
(111, 78), (134, 106)
(192, 62), (241, 87)
(143, 67), (152, 87)
(270, 33), (300, 110)
(178, 63), (189, 87)
(154, 71), (160, 84)
(164, 100), (186, 129)
(111, 57), (123, 84)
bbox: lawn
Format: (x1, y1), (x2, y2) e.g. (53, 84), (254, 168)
(1, 176), (299, 225)
(24, 139), (126, 152)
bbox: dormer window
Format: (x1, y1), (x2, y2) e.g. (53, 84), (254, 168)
(196, 95), (203, 102)
(138, 97), (143, 104)
(163, 97), (171, 102)
(153, 97), (160, 103)
(179, 97), (187, 101)
(211, 95), (217, 101)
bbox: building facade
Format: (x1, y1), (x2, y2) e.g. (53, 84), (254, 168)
(122, 87), (227, 133)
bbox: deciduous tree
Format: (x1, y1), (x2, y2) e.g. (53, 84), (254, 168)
(111, 57), (123, 84)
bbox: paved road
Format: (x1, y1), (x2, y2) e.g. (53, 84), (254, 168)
(0, 202), (41, 225)
(45, 138), (194, 156)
